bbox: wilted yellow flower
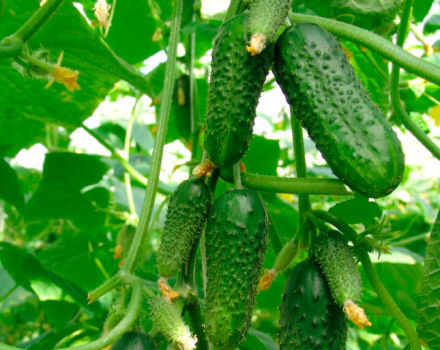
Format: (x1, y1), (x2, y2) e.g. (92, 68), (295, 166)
(93, 0), (111, 28)
(45, 51), (80, 92)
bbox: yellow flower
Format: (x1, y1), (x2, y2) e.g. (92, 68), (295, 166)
(40, 0), (48, 6)
(45, 51), (80, 92)
(429, 105), (440, 126)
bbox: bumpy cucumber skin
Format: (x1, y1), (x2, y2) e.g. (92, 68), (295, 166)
(205, 189), (268, 349)
(110, 331), (157, 350)
(279, 259), (347, 350)
(315, 230), (362, 306)
(204, 14), (273, 167)
(157, 179), (211, 278)
(273, 24), (404, 198)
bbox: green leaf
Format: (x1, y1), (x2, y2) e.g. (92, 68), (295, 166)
(329, 196), (382, 227)
(0, 243), (93, 309)
(243, 136), (281, 177)
(0, 158), (24, 211)
(424, 14), (440, 35)
(41, 300), (78, 330)
(417, 210), (440, 349)
(25, 152), (110, 228)
(0, 0), (148, 156)
(240, 328), (278, 350)
(413, 0), (435, 22)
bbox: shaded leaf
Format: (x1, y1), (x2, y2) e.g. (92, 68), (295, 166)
(424, 14), (440, 35)
(417, 210), (440, 349)
(243, 136), (281, 177)
(329, 196), (382, 227)
(0, 158), (24, 211)
(240, 328), (279, 350)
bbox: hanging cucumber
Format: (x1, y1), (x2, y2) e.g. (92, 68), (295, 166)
(157, 179), (211, 278)
(204, 14), (273, 168)
(279, 259), (347, 349)
(315, 230), (371, 328)
(205, 188), (268, 349)
(273, 23), (405, 198)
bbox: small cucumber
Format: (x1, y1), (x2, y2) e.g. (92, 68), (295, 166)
(273, 24), (405, 198)
(157, 179), (211, 278)
(204, 14), (273, 167)
(279, 259), (347, 349)
(110, 331), (157, 350)
(205, 188), (268, 349)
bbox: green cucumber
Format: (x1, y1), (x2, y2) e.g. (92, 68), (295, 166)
(273, 24), (405, 198)
(205, 188), (268, 349)
(157, 179), (211, 278)
(279, 259), (347, 349)
(110, 331), (157, 350)
(172, 74), (191, 140)
(204, 14), (273, 167)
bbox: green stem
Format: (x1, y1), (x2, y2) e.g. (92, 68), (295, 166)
(82, 125), (172, 195)
(224, 0), (243, 22)
(56, 279), (143, 350)
(122, 0), (183, 273)
(185, 292), (208, 350)
(390, 1), (440, 160)
(289, 12), (440, 86)
(359, 252), (421, 350)
(268, 212), (283, 254)
(124, 98), (141, 218)
(233, 162), (243, 189)
(220, 170), (352, 195)
(0, 285), (17, 303)
(311, 210), (421, 350)
(88, 272), (123, 303)
(104, 0), (118, 37)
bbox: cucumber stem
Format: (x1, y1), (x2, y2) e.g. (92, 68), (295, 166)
(122, 0), (183, 273)
(289, 12), (440, 86)
(233, 161), (243, 189)
(224, 0), (243, 22)
(390, 0), (440, 160)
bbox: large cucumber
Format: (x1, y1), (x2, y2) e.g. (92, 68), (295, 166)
(279, 259), (347, 350)
(205, 189), (268, 349)
(157, 179), (211, 278)
(204, 14), (273, 167)
(273, 24), (404, 198)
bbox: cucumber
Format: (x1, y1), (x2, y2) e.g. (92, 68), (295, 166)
(204, 14), (273, 167)
(279, 259), (347, 350)
(172, 74), (191, 140)
(110, 331), (157, 350)
(315, 230), (371, 328)
(205, 188), (268, 349)
(157, 179), (211, 278)
(273, 24), (405, 198)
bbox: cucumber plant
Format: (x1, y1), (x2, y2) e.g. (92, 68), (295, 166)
(0, 0), (438, 350)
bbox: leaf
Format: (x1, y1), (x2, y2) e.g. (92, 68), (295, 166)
(424, 14), (440, 35)
(25, 152), (110, 228)
(413, 0), (435, 22)
(0, 243), (94, 310)
(417, 210), (440, 349)
(0, 158), (24, 211)
(0, 0), (147, 156)
(240, 328), (279, 350)
(41, 300), (78, 330)
(243, 136), (281, 177)
(329, 196), (382, 227)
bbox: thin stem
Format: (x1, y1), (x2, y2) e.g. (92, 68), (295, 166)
(185, 293), (208, 350)
(390, 1), (440, 160)
(219, 171), (352, 195)
(124, 98), (141, 218)
(0, 285), (17, 303)
(359, 252), (421, 350)
(56, 279), (143, 350)
(122, 0), (183, 273)
(188, 14), (198, 176)
(82, 125), (172, 195)
(268, 213), (283, 254)
(288, 13), (440, 86)
(410, 25), (432, 55)
(233, 162), (243, 189)
(104, 0), (118, 37)
(224, 0), (243, 22)
(88, 272), (123, 303)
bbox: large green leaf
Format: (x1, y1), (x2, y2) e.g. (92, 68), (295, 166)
(0, 0), (146, 156)
(25, 152), (110, 228)
(329, 196), (382, 227)
(413, 0), (435, 22)
(417, 210), (440, 349)
(0, 158), (24, 211)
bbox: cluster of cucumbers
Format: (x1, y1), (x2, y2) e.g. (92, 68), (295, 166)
(150, 0), (406, 349)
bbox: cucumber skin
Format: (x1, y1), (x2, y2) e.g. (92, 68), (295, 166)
(157, 179), (211, 278)
(110, 331), (157, 350)
(279, 259), (347, 350)
(205, 189), (268, 349)
(204, 14), (273, 167)
(273, 24), (404, 198)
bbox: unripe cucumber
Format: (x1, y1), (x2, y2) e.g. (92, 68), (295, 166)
(204, 14), (273, 167)
(157, 179), (211, 278)
(314, 230), (362, 306)
(279, 259), (347, 349)
(205, 188), (268, 349)
(110, 331), (158, 350)
(273, 24), (404, 198)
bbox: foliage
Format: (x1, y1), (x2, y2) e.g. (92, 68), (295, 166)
(0, 0), (439, 350)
